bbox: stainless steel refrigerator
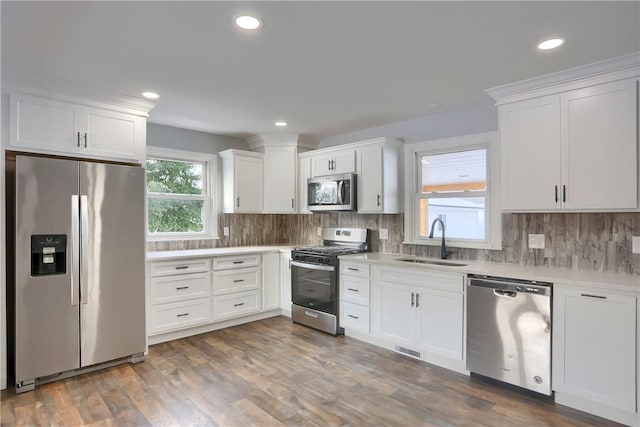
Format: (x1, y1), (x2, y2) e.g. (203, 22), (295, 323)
(10, 155), (146, 392)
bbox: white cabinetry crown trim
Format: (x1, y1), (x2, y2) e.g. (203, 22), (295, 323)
(486, 52), (640, 105)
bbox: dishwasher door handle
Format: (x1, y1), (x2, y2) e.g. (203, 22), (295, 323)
(494, 289), (517, 298)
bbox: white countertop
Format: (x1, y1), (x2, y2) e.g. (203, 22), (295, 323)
(147, 245), (295, 261)
(340, 252), (640, 294)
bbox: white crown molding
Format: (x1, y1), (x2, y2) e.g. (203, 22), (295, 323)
(2, 79), (156, 116)
(246, 133), (321, 151)
(486, 52), (640, 105)
(299, 137), (404, 157)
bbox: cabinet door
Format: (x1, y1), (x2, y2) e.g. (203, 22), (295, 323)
(262, 253), (280, 311)
(298, 156), (312, 213)
(500, 95), (561, 210)
(357, 145), (383, 212)
(332, 148), (356, 174)
(553, 288), (636, 412)
(311, 153), (333, 177)
(235, 155), (264, 212)
(82, 107), (144, 162)
(280, 251), (292, 312)
(9, 93), (81, 154)
(377, 281), (418, 346)
(417, 288), (463, 360)
(561, 79), (637, 209)
(264, 147), (296, 213)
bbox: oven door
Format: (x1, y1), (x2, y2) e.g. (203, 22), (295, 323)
(291, 261), (337, 314)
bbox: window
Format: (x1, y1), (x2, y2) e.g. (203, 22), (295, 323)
(146, 148), (217, 240)
(404, 132), (501, 250)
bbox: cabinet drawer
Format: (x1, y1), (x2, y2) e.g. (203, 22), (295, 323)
(150, 272), (210, 305)
(150, 258), (211, 277)
(150, 298), (210, 335)
(212, 254), (261, 270)
(341, 262), (370, 278)
(213, 267), (260, 295)
(213, 291), (261, 321)
(341, 276), (370, 306)
(379, 267), (463, 293)
(340, 301), (370, 333)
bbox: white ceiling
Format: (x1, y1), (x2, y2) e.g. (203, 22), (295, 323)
(2, 1), (639, 142)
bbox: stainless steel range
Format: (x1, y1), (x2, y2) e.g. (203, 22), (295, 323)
(291, 228), (369, 335)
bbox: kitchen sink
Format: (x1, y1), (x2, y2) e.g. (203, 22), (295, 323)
(395, 257), (467, 267)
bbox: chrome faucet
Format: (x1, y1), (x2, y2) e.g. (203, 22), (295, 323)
(428, 217), (453, 259)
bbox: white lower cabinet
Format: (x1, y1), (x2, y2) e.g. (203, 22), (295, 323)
(553, 287), (637, 423)
(213, 290), (261, 321)
(339, 262), (371, 334)
(147, 250), (289, 342)
(280, 251), (292, 314)
(371, 266), (465, 371)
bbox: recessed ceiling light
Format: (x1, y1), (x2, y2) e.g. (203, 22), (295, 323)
(537, 37), (566, 51)
(235, 15), (262, 30)
(275, 121), (288, 127)
(142, 91), (159, 99)
(425, 102), (441, 109)
(458, 174), (470, 178)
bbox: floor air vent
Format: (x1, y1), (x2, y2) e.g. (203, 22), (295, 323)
(395, 346), (421, 359)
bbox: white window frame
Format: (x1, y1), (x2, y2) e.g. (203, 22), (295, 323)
(404, 131), (502, 250)
(146, 147), (218, 241)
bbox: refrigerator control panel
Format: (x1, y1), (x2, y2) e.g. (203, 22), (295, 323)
(31, 234), (67, 276)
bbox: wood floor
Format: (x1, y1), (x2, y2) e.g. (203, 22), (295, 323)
(1, 316), (621, 426)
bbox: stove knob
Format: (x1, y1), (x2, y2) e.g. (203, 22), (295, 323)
(323, 257), (329, 264)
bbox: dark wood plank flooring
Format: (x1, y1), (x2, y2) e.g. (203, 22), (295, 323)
(1, 316), (622, 426)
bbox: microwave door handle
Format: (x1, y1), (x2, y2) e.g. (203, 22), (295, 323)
(337, 180), (344, 204)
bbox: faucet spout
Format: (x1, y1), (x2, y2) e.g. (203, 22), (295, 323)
(428, 218), (453, 259)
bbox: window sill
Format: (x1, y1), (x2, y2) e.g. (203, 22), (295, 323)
(147, 234), (217, 242)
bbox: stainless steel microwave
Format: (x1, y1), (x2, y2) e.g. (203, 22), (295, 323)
(307, 173), (356, 212)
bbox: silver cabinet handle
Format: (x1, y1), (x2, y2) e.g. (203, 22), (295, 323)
(83, 132), (88, 148)
(233, 279), (245, 283)
(77, 132), (81, 148)
(176, 286), (189, 290)
(415, 293), (420, 308)
(236, 197), (240, 208)
(563, 184), (566, 203)
(70, 195), (80, 306)
(328, 159), (331, 170)
(411, 292), (415, 307)
(347, 314), (359, 319)
(292, 198), (294, 209)
(377, 194), (381, 206)
(80, 195), (89, 305)
(177, 313), (189, 317)
(347, 288), (359, 292)
(347, 267), (359, 271)
(175, 266), (189, 270)
(234, 302), (245, 307)
(554, 185), (558, 203)
(232, 260), (244, 264)
(581, 293), (607, 300)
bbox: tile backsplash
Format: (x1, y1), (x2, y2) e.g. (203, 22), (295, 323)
(148, 212), (640, 275)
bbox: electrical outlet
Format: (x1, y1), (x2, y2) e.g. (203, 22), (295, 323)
(528, 234), (545, 249)
(317, 227), (322, 236)
(633, 236), (640, 254)
(223, 227), (230, 237)
(379, 228), (389, 240)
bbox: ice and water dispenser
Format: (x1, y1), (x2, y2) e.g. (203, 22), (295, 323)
(31, 234), (67, 276)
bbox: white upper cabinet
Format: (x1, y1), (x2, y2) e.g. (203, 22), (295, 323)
(356, 139), (402, 213)
(488, 55), (639, 212)
(500, 95), (561, 210)
(219, 149), (264, 213)
(561, 80), (637, 209)
(8, 91), (150, 163)
(263, 146), (296, 213)
(311, 148), (355, 177)
(298, 155), (312, 214)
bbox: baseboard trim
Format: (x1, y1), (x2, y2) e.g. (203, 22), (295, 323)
(555, 391), (637, 427)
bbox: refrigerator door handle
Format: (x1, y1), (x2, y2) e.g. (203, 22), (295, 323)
(71, 195), (80, 306)
(80, 195), (89, 304)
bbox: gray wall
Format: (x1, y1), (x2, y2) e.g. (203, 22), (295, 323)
(319, 102), (498, 147)
(147, 122), (248, 153)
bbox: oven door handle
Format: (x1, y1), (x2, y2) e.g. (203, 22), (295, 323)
(291, 261), (335, 272)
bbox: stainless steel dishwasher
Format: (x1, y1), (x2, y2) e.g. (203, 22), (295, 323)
(466, 274), (552, 395)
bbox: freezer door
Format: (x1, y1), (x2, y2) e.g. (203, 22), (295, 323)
(79, 162), (146, 367)
(15, 156), (80, 382)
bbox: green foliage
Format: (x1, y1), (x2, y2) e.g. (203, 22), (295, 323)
(146, 159), (205, 233)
